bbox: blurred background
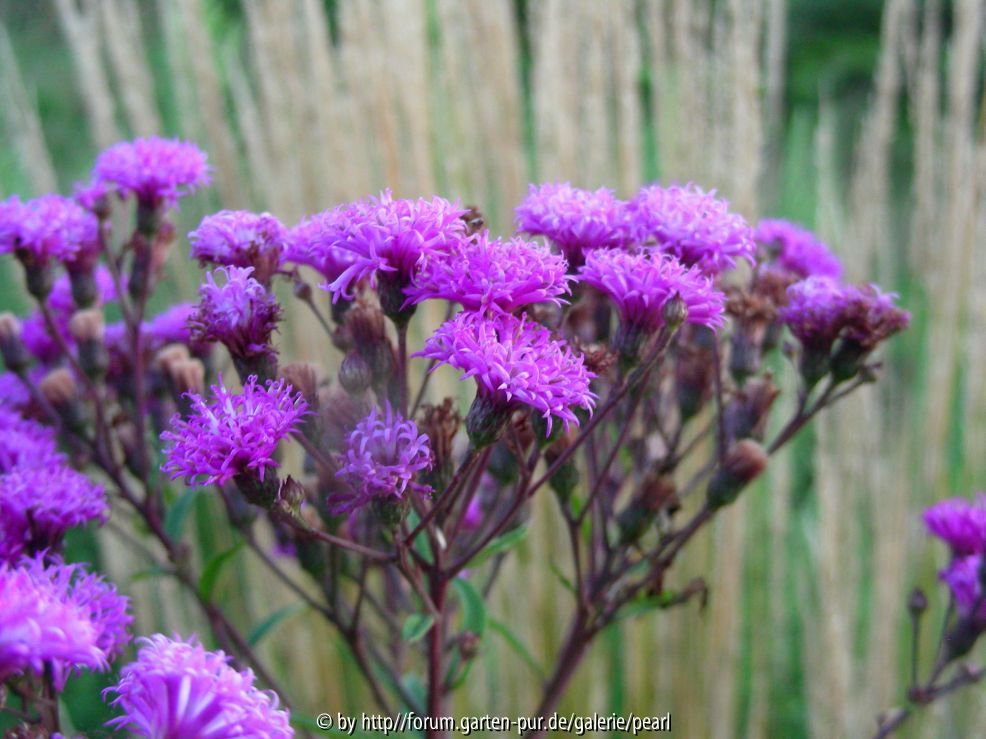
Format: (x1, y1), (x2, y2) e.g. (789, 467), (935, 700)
(1, 0), (984, 736)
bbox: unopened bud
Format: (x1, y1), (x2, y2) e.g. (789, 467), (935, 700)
(339, 351), (373, 395)
(723, 375), (779, 442)
(39, 367), (86, 430)
(662, 294), (688, 329)
(68, 266), (99, 309)
(279, 362), (320, 408)
(293, 278), (313, 303)
(618, 474), (677, 544)
(0, 313), (30, 372)
(278, 475), (308, 512)
(908, 587), (928, 617)
(234, 470), (281, 509)
(465, 393), (511, 449)
(419, 398), (461, 490)
(458, 631), (481, 660)
(371, 494), (410, 530)
(169, 358), (206, 397)
(69, 308), (108, 378)
(706, 440), (768, 509)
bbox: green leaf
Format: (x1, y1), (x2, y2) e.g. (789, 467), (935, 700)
(401, 613), (435, 643)
(164, 488), (200, 542)
(488, 617), (545, 680)
(469, 525), (528, 567)
(247, 602), (307, 646)
(128, 565), (171, 584)
(548, 560), (576, 594)
(451, 577), (486, 636)
(198, 541), (243, 600)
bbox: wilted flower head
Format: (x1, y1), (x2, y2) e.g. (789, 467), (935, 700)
(189, 210), (287, 283)
(321, 191), (468, 311)
(190, 266), (281, 362)
(924, 495), (986, 558)
(405, 232), (573, 313)
(0, 194), (99, 266)
(283, 210), (360, 286)
(841, 284), (911, 349)
(580, 249), (725, 334)
(0, 554), (131, 689)
(161, 375), (308, 487)
(416, 311), (596, 439)
(515, 182), (630, 266)
(332, 403), (433, 513)
(755, 218), (842, 279)
(93, 137), (210, 207)
(629, 184), (755, 274)
(0, 465), (108, 561)
(105, 634), (292, 739)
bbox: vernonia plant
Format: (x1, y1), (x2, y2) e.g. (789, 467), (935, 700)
(0, 139), (910, 737)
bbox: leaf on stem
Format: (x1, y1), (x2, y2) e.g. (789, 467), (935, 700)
(401, 613), (435, 643)
(247, 602), (308, 646)
(469, 525), (529, 567)
(198, 540), (244, 600)
(452, 577), (487, 636)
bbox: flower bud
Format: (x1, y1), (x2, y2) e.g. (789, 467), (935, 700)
(908, 587), (928, 617)
(723, 375), (779, 442)
(69, 308), (108, 379)
(153, 343), (191, 376)
(234, 470), (281, 509)
(662, 294), (689, 329)
(458, 631), (481, 660)
(675, 325), (715, 422)
(342, 303), (393, 384)
(279, 362), (321, 408)
(618, 474), (676, 544)
(0, 313), (30, 372)
(419, 398), (461, 490)
(465, 393), (512, 449)
(68, 265), (99, 309)
(706, 440), (768, 510)
(169, 358), (206, 398)
(370, 495), (410, 530)
(39, 367), (86, 431)
(339, 351), (373, 395)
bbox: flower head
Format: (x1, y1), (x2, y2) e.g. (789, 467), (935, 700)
(0, 409), (61, 472)
(283, 211), (360, 286)
(841, 284), (911, 349)
(146, 303), (196, 350)
(580, 249), (725, 333)
(105, 634), (292, 739)
(778, 277), (854, 349)
(0, 554), (131, 689)
(755, 218), (842, 279)
(190, 267), (281, 362)
(405, 232), (573, 313)
(93, 137), (210, 206)
(924, 495), (986, 557)
(941, 555), (986, 619)
(0, 465), (108, 561)
(21, 310), (72, 364)
(332, 403), (433, 513)
(189, 210), (287, 283)
(416, 311), (596, 437)
(515, 183), (630, 266)
(0, 194), (99, 266)
(0, 373), (31, 411)
(628, 184), (755, 274)
(161, 375), (308, 487)
(48, 265), (119, 315)
(321, 191), (468, 310)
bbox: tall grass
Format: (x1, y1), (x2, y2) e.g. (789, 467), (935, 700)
(2, 0), (985, 735)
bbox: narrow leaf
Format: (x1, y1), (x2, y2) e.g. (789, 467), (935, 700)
(247, 602), (307, 646)
(401, 613), (435, 643)
(164, 488), (200, 542)
(469, 525), (528, 566)
(488, 617), (545, 679)
(452, 577), (487, 635)
(198, 541), (243, 600)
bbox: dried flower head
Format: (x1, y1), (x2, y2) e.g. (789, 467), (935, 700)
(332, 403), (433, 513)
(924, 495), (986, 557)
(189, 210), (287, 283)
(161, 375), (308, 487)
(105, 634), (292, 738)
(514, 182), (630, 266)
(190, 266), (281, 362)
(416, 311), (596, 438)
(629, 184), (755, 274)
(93, 137), (210, 206)
(405, 232), (572, 313)
(0, 554), (131, 689)
(755, 218), (842, 279)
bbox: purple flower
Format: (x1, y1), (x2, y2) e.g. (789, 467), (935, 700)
(0, 373), (31, 411)
(73, 178), (110, 212)
(21, 310), (71, 364)
(146, 302), (196, 349)
(105, 634), (292, 739)
(189, 267), (281, 362)
(924, 495), (986, 557)
(416, 311), (596, 437)
(841, 284), (911, 349)
(93, 137), (210, 207)
(580, 249), (725, 333)
(283, 211), (360, 286)
(332, 403), (433, 513)
(0, 194), (99, 266)
(189, 210), (287, 284)
(48, 265), (119, 316)
(320, 191), (469, 310)
(515, 182), (630, 266)
(778, 277), (853, 350)
(941, 555), (986, 619)
(0, 554), (131, 690)
(0, 465), (108, 561)
(405, 232), (573, 313)
(0, 409), (61, 472)
(628, 184), (755, 274)
(161, 375), (308, 487)
(755, 219), (842, 279)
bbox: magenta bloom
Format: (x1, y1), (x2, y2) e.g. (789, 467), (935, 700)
(941, 555), (986, 619)
(0, 373), (31, 411)
(0, 465), (108, 561)
(321, 191), (468, 310)
(48, 265), (119, 315)
(283, 211), (360, 286)
(405, 232), (573, 313)
(580, 249), (725, 333)
(189, 210), (287, 283)
(841, 284), (911, 349)
(0, 554), (131, 689)
(73, 178), (110, 212)
(924, 496), (986, 557)
(161, 375), (308, 486)
(416, 311), (596, 437)
(778, 277), (854, 350)
(105, 634), (293, 739)
(755, 219), (842, 279)
(0, 409), (61, 472)
(21, 310), (72, 364)
(332, 403), (433, 513)
(189, 267), (281, 361)
(93, 137), (210, 206)
(146, 303), (196, 349)
(515, 182), (630, 266)
(0, 194), (99, 266)
(629, 184), (755, 274)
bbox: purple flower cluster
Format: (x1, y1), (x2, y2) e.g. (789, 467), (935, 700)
(416, 311), (596, 436)
(0, 408), (60, 472)
(189, 266), (281, 361)
(755, 218), (842, 279)
(161, 375), (308, 486)
(405, 232), (572, 313)
(105, 634), (292, 738)
(924, 495), (986, 619)
(283, 210), (360, 286)
(515, 183), (629, 266)
(190, 210), (287, 283)
(0, 193), (99, 267)
(333, 403), (433, 513)
(0, 554), (131, 689)
(580, 249), (725, 333)
(92, 137), (210, 207)
(628, 184), (755, 274)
